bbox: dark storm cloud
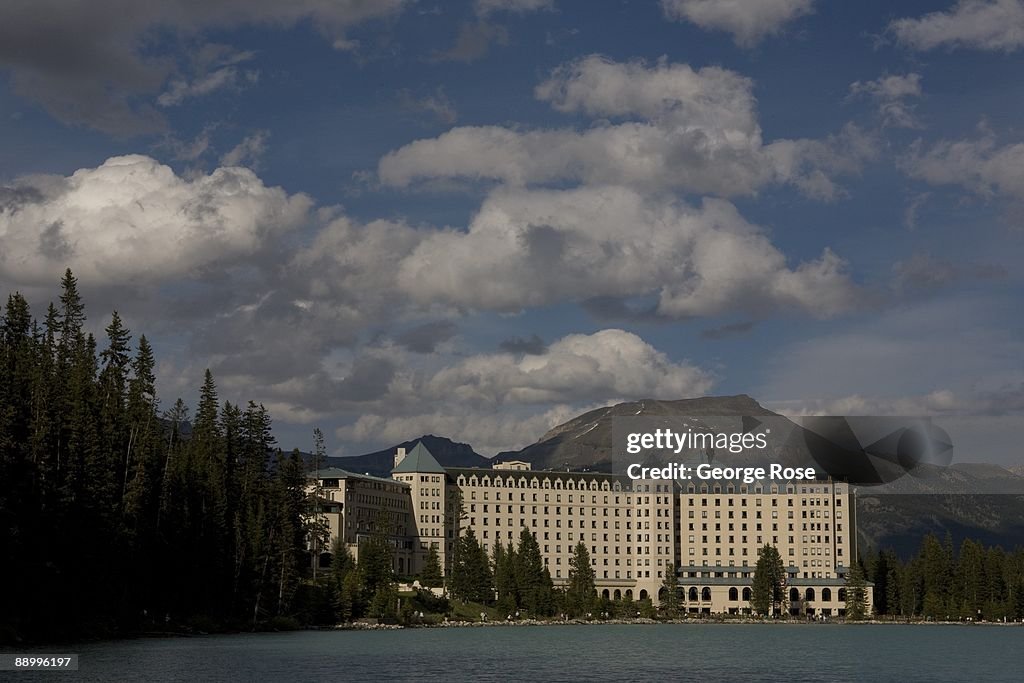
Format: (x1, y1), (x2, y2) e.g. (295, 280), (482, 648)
(395, 320), (458, 353)
(499, 334), (547, 355)
(700, 321), (755, 340)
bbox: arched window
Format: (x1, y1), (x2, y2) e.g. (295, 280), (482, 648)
(728, 587), (738, 601)
(614, 589), (622, 600)
(822, 588), (832, 602)
(742, 587), (751, 601)
(805, 588), (815, 602)
(838, 588), (846, 602)
(658, 587), (668, 602)
(790, 587), (800, 602)
(602, 589), (610, 600)
(639, 589), (648, 601)
(688, 587), (698, 601)
(625, 589), (633, 600)
(701, 587), (711, 601)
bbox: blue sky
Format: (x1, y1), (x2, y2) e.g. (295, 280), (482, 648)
(1, 0), (1023, 461)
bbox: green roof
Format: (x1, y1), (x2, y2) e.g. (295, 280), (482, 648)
(392, 442), (446, 474)
(310, 466), (408, 487)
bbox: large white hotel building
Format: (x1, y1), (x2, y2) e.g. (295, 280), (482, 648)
(311, 442), (868, 616)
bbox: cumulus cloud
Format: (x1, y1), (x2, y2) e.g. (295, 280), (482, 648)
(889, 0), (1024, 52)
(848, 73), (923, 128)
(379, 55), (876, 199)
(903, 133), (1024, 199)
(391, 186), (860, 318)
(0, 154), (312, 286)
(661, 0), (815, 46)
(0, 0), (407, 133)
(338, 329), (714, 453)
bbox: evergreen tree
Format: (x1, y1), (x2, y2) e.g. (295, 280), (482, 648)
(565, 542), (596, 617)
(449, 529), (492, 603)
(420, 546), (443, 588)
(358, 518), (396, 602)
(660, 563), (680, 618)
(515, 527), (552, 616)
(750, 544), (785, 616)
(845, 563), (869, 620)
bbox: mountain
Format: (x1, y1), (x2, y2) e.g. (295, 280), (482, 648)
(494, 394), (782, 471)
(325, 434), (489, 478)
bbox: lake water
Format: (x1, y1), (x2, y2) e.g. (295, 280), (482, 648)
(12, 623), (1024, 681)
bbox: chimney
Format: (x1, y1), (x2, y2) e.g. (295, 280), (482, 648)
(394, 447), (407, 469)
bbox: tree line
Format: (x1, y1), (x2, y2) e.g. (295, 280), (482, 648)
(866, 534), (1024, 621)
(0, 271), (320, 642)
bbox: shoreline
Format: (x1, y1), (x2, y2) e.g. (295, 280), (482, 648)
(323, 617), (1024, 631)
(6, 618), (1015, 651)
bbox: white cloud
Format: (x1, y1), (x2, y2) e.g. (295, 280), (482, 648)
(390, 186), (860, 317)
(379, 55), (875, 199)
(221, 130), (270, 168)
(661, 0), (815, 46)
(903, 133), (1024, 199)
(422, 329), (714, 405)
(0, 154), (312, 286)
(890, 0), (1024, 52)
(338, 329), (714, 454)
(535, 55), (757, 131)
(848, 73), (923, 128)
(158, 65), (258, 107)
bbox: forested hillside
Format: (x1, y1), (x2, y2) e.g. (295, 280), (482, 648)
(0, 270), (315, 642)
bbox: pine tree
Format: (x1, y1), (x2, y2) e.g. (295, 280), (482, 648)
(449, 529), (492, 603)
(565, 542), (596, 617)
(845, 563), (869, 620)
(515, 527), (550, 615)
(358, 516), (396, 602)
(421, 546), (443, 588)
(751, 544), (785, 616)
(660, 563), (680, 618)
(493, 539), (517, 614)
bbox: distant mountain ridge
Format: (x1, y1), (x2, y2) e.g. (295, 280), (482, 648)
(324, 434), (488, 478)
